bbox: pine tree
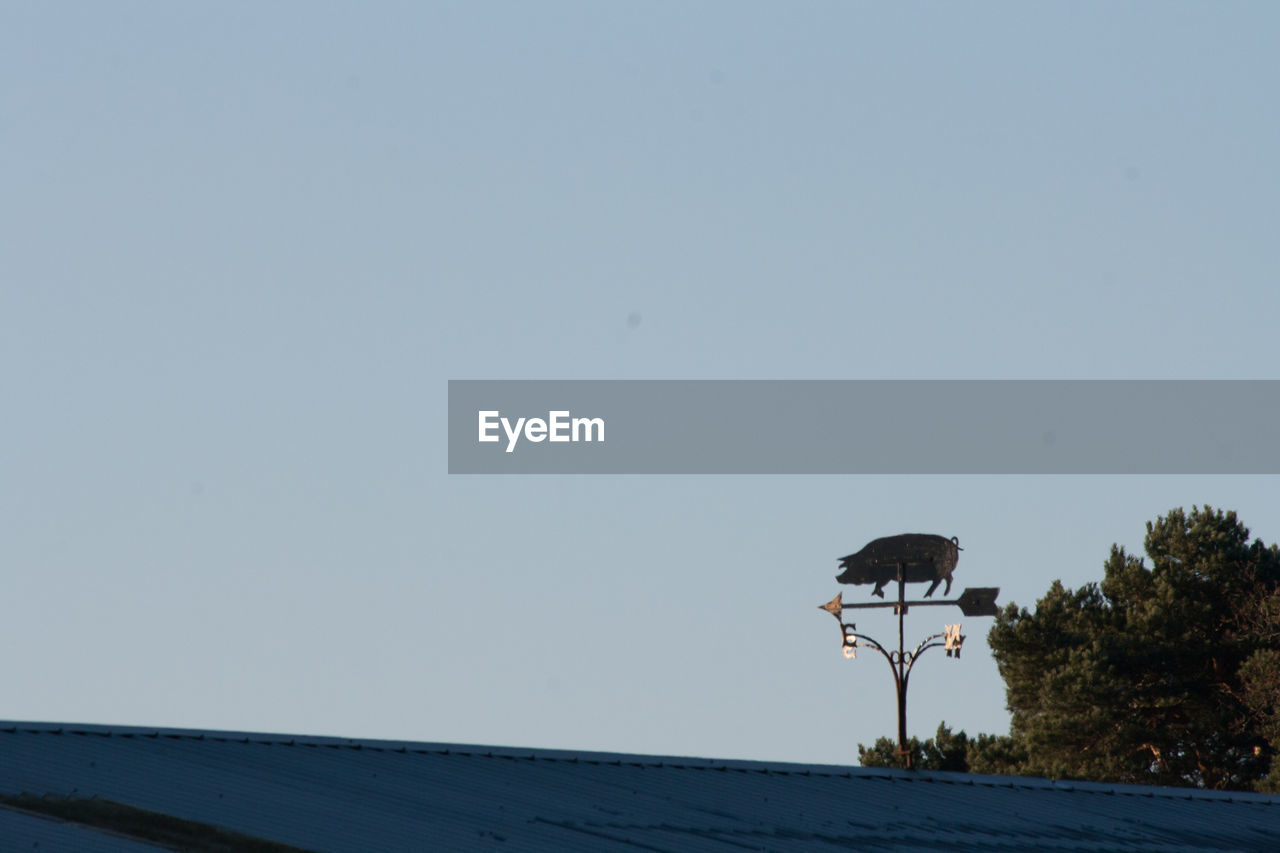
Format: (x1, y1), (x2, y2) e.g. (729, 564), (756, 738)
(988, 506), (1280, 789)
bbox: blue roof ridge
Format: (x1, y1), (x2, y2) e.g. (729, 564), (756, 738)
(5, 720), (1279, 806)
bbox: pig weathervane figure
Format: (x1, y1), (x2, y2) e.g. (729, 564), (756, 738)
(817, 533), (1000, 770)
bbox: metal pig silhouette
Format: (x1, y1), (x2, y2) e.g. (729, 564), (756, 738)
(836, 533), (962, 598)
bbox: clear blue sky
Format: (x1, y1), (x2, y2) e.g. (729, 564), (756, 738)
(3, 3), (1278, 765)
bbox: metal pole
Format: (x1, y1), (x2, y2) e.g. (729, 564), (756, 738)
(896, 563), (910, 769)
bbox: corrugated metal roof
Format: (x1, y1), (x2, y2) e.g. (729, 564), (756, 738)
(3, 721), (1279, 851)
(0, 804), (169, 852)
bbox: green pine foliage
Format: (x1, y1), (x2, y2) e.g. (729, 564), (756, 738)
(858, 507), (1280, 792)
(857, 723), (1025, 773)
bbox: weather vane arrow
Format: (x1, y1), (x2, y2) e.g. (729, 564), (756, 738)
(955, 587), (1001, 617)
(818, 586), (1000, 615)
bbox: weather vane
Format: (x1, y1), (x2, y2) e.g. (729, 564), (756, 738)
(817, 533), (1000, 769)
